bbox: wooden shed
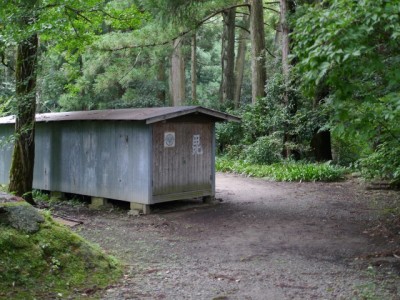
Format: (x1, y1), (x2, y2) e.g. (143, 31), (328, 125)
(0, 106), (239, 213)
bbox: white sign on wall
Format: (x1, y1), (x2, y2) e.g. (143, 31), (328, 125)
(192, 134), (203, 155)
(164, 132), (175, 148)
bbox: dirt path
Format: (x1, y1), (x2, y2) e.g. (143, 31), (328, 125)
(60, 173), (400, 299)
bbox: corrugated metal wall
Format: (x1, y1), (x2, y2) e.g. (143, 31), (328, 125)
(152, 122), (213, 202)
(38, 121), (152, 203)
(0, 125), (14, 184)
(1, 121), (153, 204)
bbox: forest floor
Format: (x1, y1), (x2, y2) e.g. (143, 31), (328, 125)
(52, 173), (400, 299)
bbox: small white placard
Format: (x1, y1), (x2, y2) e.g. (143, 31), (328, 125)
(164, 132), (175, 148)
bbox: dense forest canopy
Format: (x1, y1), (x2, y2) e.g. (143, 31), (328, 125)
(0, 0), (399, 199)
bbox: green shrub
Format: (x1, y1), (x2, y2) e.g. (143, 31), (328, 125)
(243, 135), (283, 164)
(215, 73), (330, 162)
(359, 142), (400, 187)
(215, 120), (244, 154)
(216, 157), (347, 182)
(331, 134), (362, 166)
(224, 144), (246, 160)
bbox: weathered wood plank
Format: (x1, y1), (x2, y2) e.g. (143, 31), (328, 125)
(152, 121), (212, 199)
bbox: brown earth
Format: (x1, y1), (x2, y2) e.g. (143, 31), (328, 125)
(52, 173), (400, 299)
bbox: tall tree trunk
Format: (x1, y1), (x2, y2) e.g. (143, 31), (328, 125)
(233, 13), (249, 109)
(8, 33), (38, 205)
(249, 0), (266, 103)
(191, 33), (197, 104)
(311, 129), (332, 161)
(280, 0), (290, 94)
(170, 37), (185, 106)
(309, 0), (332, 161)
(219, 8), (236, 106)
(311, 83), (333, 161)
(280, 0), (294, 158)
(273, 20), (282, 55)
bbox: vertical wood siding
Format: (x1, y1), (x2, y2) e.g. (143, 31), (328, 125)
(152, 122), (212, 199)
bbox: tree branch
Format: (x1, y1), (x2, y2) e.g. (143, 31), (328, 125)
(100, 3), (251, 52)
(88, 8), (138, 21)
(235, 25), (250, 34)
(265, 47), (276, 58)
(65, 6), (92, 23)
(65, 11), (82, 37)
(264, 6), (280, 14)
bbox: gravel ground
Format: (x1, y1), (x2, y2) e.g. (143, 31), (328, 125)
(53, 173), (400, 299)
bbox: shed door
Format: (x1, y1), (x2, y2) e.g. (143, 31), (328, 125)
(152, 122), (212, 201)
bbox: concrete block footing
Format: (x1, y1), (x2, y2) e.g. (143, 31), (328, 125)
(89, 197), (110, 209)
(130, 202), (151, 214)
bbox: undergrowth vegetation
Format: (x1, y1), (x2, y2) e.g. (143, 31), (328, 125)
(216, 157), (347, 182)
(215, 71), (398, 186)
(0, 202), (122, 299)
(215, 73), (349, 182)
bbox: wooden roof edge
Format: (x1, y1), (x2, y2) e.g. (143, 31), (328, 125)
(145, 106), (241, 124)
(0, 106), (241, 125)
(196, 107), (241, 123)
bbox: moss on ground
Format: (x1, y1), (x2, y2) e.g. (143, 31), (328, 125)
(0, 202), (122, 299)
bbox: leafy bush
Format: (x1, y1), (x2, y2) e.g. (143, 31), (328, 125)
(243, 135), (283, 164)
(216, 157), (347, 182)
(215, 120), (244, 154)
(241, 75), (287, 144)
(359, 142), (400, 187)
(215, 73), (329, 161)
(293, 0), (400, 184)
(331, 134), (363, 167)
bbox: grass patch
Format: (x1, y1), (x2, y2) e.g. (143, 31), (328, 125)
(0, 184), (7, 192)
(216, 157), (348, 182)
(352, 265), (399, 300)
(0, 202), (122, 299)
(32, 190), (88, 207)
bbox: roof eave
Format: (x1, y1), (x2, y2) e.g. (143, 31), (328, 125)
(145, 107), (240, 124)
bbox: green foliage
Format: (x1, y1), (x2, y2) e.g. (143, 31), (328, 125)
(359, 142), (400, 187)
(330, 133), (363, 167)
(241, 75), (287, 144)
(216, 73), (327, 161)
(352, 265), (397, 300)
(216, 120), (243, 153)
(0, 0), (146, 113)
(216, 157), (347, 182)
(0, 50), (14, 116)
(243, 134), (282, 164)
(0, 203), (121, 299)
(53, 48), (166, 111)
(292, 0), (400, 184)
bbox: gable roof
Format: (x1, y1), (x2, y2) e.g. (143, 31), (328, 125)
(0, 106), (240, 125)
